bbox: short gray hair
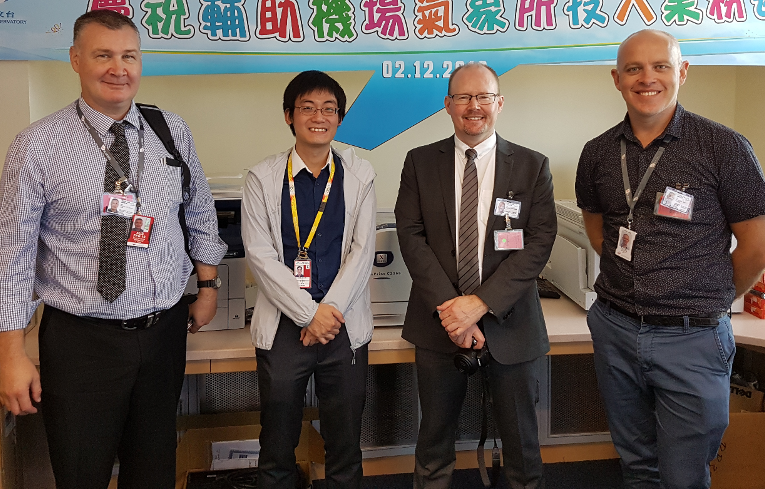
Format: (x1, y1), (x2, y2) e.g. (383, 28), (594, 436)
(73, 10), (139, 46)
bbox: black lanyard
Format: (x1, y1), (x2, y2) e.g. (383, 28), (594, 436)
(620, 134), (672, 229)
(76, 101), (145, 210)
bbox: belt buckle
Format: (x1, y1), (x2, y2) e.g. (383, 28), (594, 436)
(143, 312), (157, 329)
(145, 312), (160, 329)
(121, 319), (138, 331)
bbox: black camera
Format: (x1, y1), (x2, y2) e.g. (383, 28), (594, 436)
(454, 346), (491, 375)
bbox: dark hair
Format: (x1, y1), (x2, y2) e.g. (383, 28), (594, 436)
(283, 71), (346, 136)
(73, 10), (139, 45)
(447, 63), (501, 95)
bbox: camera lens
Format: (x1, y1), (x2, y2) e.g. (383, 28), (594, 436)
(454, 349), (479, 375)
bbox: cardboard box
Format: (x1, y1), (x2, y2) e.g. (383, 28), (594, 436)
(730, 385), (764, 413)
(710, 412), (765, 488)
(175, 412), (323, 489)
(210, 438), (260, 470)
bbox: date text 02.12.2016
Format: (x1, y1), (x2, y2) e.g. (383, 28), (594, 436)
(382, 60), (487, 79)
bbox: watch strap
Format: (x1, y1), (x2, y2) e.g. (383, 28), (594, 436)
(197, 277), (221, 289)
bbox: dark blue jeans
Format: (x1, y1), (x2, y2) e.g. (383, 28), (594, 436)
(588, 299), (734, 489)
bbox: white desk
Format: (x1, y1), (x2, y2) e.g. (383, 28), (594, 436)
(24, 295), (765, 372)
(180, 295), (765, 366)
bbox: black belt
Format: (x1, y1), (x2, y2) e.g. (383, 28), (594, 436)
(48, 306), (167, 331)
(101, 310), (166, 330)
(598, 298), (726, 327)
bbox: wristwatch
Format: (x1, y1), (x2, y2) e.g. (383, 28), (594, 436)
(197, 276), (222, 289)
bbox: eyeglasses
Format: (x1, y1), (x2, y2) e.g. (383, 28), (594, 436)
(448, 93), (498, 105)
(295, 106), (340, 116)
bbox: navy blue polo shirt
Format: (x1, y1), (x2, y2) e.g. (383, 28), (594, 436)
(281, 152), (345, 302)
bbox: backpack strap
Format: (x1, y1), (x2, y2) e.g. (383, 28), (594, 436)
(136, 103), (194, 267)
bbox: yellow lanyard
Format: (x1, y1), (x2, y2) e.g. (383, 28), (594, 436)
(288, 151), (335, 259)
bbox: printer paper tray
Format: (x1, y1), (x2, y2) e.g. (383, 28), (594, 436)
(372, 302), (407, 327)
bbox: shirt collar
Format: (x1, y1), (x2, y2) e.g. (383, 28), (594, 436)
(78, 97), (141, 135)
(618, 103), (685, 145)
(290, 147), (333, 177)
(454, 132), (497, 159)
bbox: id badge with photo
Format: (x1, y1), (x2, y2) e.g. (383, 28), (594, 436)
(494, 198), (521, 218)
(294, 258), (311, 289)
(615, 226), (637, 262)
(126, 215), (153, 248)
(101, 192), (136, 218)
(494, 229), (524, 250)
(654, 187), (693, 221)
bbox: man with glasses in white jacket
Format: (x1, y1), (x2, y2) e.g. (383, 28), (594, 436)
(242, 70), (376, 489)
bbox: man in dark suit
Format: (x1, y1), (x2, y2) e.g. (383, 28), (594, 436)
(395, 62), (556, 489)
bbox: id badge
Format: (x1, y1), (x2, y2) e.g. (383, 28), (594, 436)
(615, 226), (636, 262)
(101, 193), (136, 218)
(654, 188), (693, 221)
(494, 198), (521, 219)
(294, 259), (311, 289)
(494, 229), (524, 250)
(126, 215), (153, 248)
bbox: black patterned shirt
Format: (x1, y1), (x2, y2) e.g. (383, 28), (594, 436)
(576, 104), (765, 316)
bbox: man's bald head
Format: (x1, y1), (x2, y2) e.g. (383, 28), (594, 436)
(611, 28), (689, 135)
(616, 29), (682, 72)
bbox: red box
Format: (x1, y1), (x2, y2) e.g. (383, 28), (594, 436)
(744, 293), (765, 319)
(752, 273), (765, 294)
(747, 291), (765, 304)
(744, 302), (765, 319)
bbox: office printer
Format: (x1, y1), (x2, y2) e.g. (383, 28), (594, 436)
(542, 199), (743, 312)
(184, 181), (246, 331)
(370, 212), (412, 327)
(542, 200), (599, 309)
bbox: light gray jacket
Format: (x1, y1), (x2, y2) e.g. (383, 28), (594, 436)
(242, 147), (377, 351)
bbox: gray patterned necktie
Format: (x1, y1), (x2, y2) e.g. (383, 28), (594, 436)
(458, 148), (480, 295)
(97, 122), (130, 303)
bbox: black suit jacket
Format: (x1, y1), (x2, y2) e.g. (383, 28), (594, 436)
(394, 135), (556, 365)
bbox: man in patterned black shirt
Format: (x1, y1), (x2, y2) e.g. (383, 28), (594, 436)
(576, 29), (765, 489)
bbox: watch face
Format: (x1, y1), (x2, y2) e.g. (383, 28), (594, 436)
(214, 276), (222, 288)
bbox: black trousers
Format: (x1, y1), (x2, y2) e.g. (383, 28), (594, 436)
(39, 301), (189, 489)
(414, 347), (545, 489)
(255, 315), (368, 489)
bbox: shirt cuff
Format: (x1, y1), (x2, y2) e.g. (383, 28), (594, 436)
(0, 299), (43, 332)
(190, 237), (228, 266)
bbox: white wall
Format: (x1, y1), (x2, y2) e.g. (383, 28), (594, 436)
(0, 60), (760, 208)
(735, 66), (765, 162)
(0, 61), (31, 161)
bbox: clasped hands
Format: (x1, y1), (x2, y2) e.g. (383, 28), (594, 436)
(300, 303), (344, 347)
(437, 295), (489, 349)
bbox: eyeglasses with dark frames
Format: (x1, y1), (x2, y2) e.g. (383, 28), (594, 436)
(448, 93), (498, 105)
